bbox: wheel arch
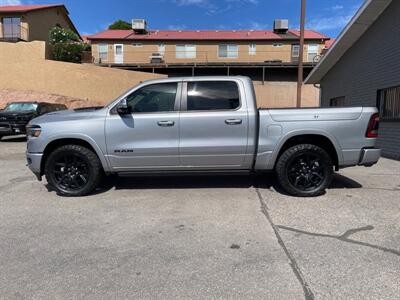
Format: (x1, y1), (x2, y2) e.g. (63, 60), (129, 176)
(273, 132), (341, 171)
(40, 137), (110, 176)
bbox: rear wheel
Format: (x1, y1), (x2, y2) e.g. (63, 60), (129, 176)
(275, 144), (333, 197)
(44, 144), (102, 196)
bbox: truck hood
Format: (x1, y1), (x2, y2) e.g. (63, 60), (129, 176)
(30, 107), (107, 125)
(0, 110), (37, 120)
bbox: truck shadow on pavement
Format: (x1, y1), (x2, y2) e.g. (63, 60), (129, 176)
(88, 172), (362, 195)
(0, 136), (27, 142)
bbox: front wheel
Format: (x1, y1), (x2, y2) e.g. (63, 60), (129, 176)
(275, 144), (333, 197)
(44, 144), (103, 196)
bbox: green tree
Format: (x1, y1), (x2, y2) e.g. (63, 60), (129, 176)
(49, 26), (85, 63)
(108, 20), (131, 30)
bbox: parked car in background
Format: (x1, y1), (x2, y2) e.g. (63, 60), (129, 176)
(26, 76), (381, 197)
(0, 102), (67, 140)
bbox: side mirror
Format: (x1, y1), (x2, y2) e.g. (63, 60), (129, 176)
(116, 99), (131, 115)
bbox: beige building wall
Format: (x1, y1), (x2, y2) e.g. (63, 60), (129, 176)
(0, 7), (76, 42)
(254, 81), (319, 108)
(91, 40), (325, 64)
(0, 41), (166, 105)
(26, 8), (74, 42)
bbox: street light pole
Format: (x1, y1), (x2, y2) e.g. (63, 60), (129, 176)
(296, 0), (306, 107)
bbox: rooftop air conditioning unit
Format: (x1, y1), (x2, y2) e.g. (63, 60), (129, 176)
(273, 19), (289, 34)
(132, 19), (147, 32)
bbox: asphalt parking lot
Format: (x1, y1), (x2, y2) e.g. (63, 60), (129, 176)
(1, 136), (399, 299)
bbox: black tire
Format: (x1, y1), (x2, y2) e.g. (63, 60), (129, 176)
(44, 144), (103, 196)
(275, 144), (333, 197)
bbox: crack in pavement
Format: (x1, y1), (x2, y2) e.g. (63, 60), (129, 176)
(277, 225), (400, 257)
(254, 187), (315, 300)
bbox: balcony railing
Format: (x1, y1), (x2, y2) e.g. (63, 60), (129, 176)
(92, 49), (322, 66)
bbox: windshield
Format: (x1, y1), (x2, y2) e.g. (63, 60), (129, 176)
(4, 103), (38, 112)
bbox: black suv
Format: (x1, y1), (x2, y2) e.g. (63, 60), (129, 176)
(0, 102), (67, 140)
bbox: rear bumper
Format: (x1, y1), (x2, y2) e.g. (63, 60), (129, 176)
(358, 148), (381, 166)
(26, 152), (43, 180)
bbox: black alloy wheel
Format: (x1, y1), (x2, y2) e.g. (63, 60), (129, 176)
(53, 154), (90, 191)
(275, 144), (333, 197)
(286, 153), (326, 192)
(45, 144), (103, 196)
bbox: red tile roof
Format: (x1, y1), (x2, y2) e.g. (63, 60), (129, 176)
(87, 29), (330, 41)
(324, 39), (336, 49)
(0, 4), (65, 13)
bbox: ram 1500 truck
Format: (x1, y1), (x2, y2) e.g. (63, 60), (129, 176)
(26, 76), (381, 197)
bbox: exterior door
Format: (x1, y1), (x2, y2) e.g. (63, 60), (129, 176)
(105, 82), (181, 170)
(114, 44), (124, 64)
(179, 80), (249, 168)
(291, 44), (300, 63)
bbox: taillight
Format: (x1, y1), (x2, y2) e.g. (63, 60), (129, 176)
(366, 113), (379, 138)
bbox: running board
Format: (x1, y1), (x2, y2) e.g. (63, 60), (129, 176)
(117, 169), (253, 177)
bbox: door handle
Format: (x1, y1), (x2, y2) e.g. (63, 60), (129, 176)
(157, 120), (175, 127)
(225, 119), (242, 125)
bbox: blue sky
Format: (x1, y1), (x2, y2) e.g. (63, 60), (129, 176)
(1, 0), (364, 38)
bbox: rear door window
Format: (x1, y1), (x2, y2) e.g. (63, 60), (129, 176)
(186, 81), (240, 111)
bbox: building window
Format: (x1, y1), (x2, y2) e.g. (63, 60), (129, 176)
(307, 44), (319, 62)
(176, 44), (196, 58)
(330, 96), (345, 107)
(377, 86), (400, 120)
(273, 43), (283, 47)
(158, 43), (165, 55)
(218, 44), (238, 58)
(98, 44), (108, 61)
(187, 81), (240, 111)
(292, 44), (300, 58)
(2, 17), (21, 39)
(132, 42), (143, 47)
(249, 44), (256, 55)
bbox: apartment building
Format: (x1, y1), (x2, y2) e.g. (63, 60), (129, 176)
(0, 4), (80, 43)
(88, 19), (330, 79)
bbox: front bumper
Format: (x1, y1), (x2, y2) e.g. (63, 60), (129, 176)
(358, 148), (381, 166)
(0, 123), (26, 135)
(26, 152), (43, 180)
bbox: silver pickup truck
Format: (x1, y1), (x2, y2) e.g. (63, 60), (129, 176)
(26, 76), (381, 197)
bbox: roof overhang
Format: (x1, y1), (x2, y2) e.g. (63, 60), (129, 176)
(305, 0), (392, 84)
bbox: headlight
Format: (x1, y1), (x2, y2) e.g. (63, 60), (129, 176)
(26, 125), (41, 137)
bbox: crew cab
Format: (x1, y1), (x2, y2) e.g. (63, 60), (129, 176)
(0, 102), (67, 140)
(26, 77), (381, 197)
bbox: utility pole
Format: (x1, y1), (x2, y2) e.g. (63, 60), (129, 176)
(296, 0), (306, 107)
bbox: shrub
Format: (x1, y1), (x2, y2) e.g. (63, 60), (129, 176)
(49, 26), (84, 63)
(49, 26), (80, 45)
(52, 43), (85, 63)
